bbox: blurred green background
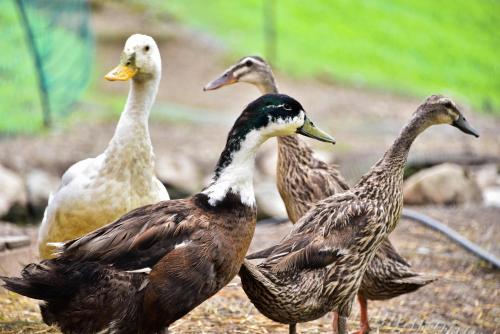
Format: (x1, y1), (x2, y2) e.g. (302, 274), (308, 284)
(0, 0), (499, 133)
(153, 0), (500, 112)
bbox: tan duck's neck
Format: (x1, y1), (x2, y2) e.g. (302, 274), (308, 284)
(101, 77), (160, 176)
(255, 77), (278, 95)
(380, 112), (430, 171)
(358, 112), (431, 193)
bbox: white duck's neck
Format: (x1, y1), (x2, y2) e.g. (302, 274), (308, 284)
(203, 130), (267, 207)
(101, 77), (160, 176)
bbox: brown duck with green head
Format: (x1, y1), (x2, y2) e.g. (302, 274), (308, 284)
(1, 94), (336, 334)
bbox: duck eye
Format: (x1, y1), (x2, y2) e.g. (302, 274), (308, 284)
(245, 60), (253, 67)
(444, 101), (453, 108)
(283, 103), (291, 110)
(144, 45), (150, 52)
(126, 61), (131, 66)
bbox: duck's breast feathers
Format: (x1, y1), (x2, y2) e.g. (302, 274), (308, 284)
(57, 198), (205, 270)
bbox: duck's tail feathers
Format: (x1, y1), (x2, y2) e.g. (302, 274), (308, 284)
(1, 261), (80, 300)
(239, 259), (277, 293)
(2, 261), (145, 333)
(246, 245), (278, 260)
(393, 273), (438, 289)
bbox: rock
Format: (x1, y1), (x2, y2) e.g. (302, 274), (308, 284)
(156, 155), (203, 196)
(0, 235), (30, 250)
(26, 169), (60, 211)
(403, 163), (483, 205)
(0, 164), (27, 218)
(255, 180), (287, 219)
(483, 187), (500, 207)
(473, 163), (499, 189)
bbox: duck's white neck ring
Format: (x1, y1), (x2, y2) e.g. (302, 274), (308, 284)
(203, 130), (267, 207)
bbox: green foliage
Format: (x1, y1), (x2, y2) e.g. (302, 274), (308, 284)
(0, 0), (93, 134)
(153, 0), (500, 113)
(0, 0), (41, 133)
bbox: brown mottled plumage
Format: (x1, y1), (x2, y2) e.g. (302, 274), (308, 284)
(239, 95), (479, 334)
(205, 56), (349, 223)
(205, 56), (435, 334)
(1, 94), (336, 334)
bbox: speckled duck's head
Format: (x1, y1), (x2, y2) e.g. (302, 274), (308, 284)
(204, 93), (335, 207)
(105, 34), (161, 82)
(204, 56), (276, 93)
(415, 95), (479, 137)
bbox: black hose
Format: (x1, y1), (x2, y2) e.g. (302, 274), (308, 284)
(402, 208), (500, 269)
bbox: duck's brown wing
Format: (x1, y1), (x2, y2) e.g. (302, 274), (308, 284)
(268, 193), (370, 273)
(56, 198), (205, 270)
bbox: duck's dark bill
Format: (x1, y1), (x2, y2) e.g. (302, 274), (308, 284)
(296, 118), (336, 144)
(452, 116), (480, 138)
(204, 73), (236, 91)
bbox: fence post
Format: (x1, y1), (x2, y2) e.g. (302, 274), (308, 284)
(263, 0), (277, 65)
(15, 0), (52, 128)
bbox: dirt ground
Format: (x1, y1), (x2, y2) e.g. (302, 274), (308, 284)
(0, 2), (498, 333)
(1, 205), (498, 333)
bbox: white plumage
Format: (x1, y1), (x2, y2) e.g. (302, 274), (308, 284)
(38, 34), (169, 259)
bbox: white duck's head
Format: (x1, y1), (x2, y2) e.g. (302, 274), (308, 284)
(105, 34), (161, 83)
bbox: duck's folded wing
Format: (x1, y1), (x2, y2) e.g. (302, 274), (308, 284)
(56, 198), (203, 270)
(271, 195), (369, 273)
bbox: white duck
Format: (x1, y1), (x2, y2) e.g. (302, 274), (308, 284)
(38, 34), (169, 259)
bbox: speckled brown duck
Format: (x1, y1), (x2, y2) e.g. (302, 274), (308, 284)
(205, 56), (437, 334)
(237, 95), (479, 334)
(1, 94), (336, 334)
(205, 56), (349, 222)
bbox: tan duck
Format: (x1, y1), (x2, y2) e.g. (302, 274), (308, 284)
(205, 56), (349, 222)
(1, 94), (336, 334)
(237, 95), (479, 334)
(205, 56), (436, 334)
(38, 34), (169, 259)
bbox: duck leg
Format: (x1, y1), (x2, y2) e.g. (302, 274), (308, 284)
(289, 323), (297, 334)
(352, 294), (370, 334)
(332, 312), (339, 334)
(337, 315), (348, 334)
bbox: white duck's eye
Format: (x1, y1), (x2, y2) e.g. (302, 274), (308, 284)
(144, 45), (150, 52)
(245, 60), (253, 67)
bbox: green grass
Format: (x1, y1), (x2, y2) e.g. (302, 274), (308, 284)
(0, 0), (92, 134)
(149, 0), (500, 114)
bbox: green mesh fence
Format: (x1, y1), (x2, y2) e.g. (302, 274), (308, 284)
(0, 0), (93, 133)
